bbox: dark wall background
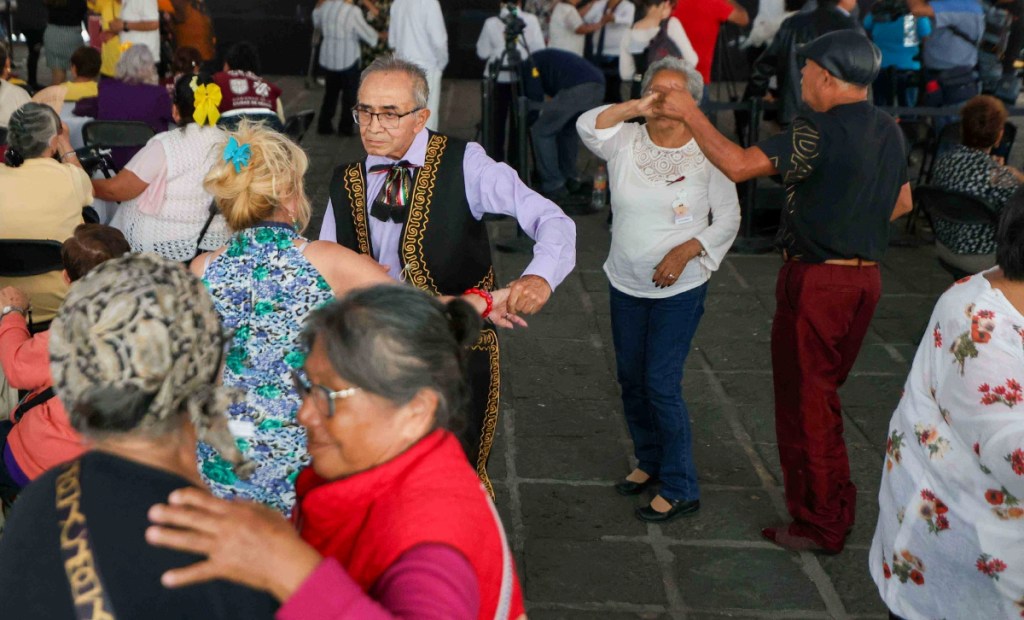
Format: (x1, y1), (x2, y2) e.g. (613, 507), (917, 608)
(210, 0), (317, 75)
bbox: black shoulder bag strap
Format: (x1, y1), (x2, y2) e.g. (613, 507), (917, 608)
(13, 387), (55, 423)
(55, 460), (119, 620)
(192, 200), (220, 261)
(945, 22), (982, 47)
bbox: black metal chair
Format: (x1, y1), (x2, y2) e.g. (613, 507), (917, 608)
(81, 120), (156, 149)
(283, 110), (316, 144)
(0, 240), (64, 334)
(915, 185), (998, 280)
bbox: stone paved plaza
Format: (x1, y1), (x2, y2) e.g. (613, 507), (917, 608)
(285, 77), (956, 619)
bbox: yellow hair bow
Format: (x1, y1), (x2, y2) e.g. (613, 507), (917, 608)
(119, 41), (133, 53)
(193, 83), (223, 127)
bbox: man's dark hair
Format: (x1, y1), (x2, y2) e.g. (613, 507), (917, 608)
(997, 188), (1024, 281)
(961, 95), (1008, 150)
(70, 47), (102, 80)
(301, 286), (482, 437)
(224, 42), (261, 74)
(785, 0), (810, 11)
(61, 224), (131, 282)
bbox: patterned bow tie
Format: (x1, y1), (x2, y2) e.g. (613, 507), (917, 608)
(368, 160), (419, 224)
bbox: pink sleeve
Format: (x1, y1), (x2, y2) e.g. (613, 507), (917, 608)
(0, 314), (49, 391)
(124, 140), (168, 216)
(276, 544), (480, 620)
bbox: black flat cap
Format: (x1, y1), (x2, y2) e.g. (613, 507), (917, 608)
(797, 30), (882, 86)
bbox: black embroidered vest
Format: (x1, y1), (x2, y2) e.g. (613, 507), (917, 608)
(328, 132), (495, 295)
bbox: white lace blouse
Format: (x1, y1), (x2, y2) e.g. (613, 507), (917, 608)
(576, 105), (740, 299)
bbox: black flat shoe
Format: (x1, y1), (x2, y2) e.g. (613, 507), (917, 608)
(635, 499), (700, 523)
(614, 476), (658, 496)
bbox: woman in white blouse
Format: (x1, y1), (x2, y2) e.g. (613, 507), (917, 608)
(870, 193), (1024, 620)
(92, 74), (230, 262)
(577, 57), (740, 523)
(619, 0), (698, 99)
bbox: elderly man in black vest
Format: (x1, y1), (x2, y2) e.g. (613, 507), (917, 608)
(320, 55), (577, 494)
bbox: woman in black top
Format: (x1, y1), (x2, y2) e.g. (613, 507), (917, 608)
(0, 253), (277, 619)
(43, 0), (88, 85)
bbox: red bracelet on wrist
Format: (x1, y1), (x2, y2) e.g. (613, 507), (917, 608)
(464, 287), (493, 319)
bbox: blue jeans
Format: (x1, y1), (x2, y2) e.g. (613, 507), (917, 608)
(609, 283), (707, 502)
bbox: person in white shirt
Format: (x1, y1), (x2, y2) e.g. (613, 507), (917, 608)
(389, 0), (448, 131)
(576, 57), (739, 523)
(619, 0), (698, 99)
(313, 0), (381, 136)
(475, 0), (546, 162)
(870, 197), (1024, 620)
(548, 0), (612, 57)
(0, 45), (31, 128)
(584, 0), (635, 102)
(113, 0), (161, 63)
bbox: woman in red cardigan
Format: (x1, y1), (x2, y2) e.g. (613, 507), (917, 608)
(146, 285), (526, 619)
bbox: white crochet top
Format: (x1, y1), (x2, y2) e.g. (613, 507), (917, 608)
(113, 124), (231, 262)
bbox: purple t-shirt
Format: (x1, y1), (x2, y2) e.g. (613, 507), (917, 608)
(96, 78), (173, 169)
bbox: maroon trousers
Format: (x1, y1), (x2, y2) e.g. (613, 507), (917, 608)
(771, 261), (881, 551)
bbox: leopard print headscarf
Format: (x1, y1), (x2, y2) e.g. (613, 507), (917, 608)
(49, 253), (254, 479)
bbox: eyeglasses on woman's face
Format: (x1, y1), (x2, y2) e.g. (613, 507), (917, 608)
(290, 368), (361, 419)
(351, 106), (423, 130)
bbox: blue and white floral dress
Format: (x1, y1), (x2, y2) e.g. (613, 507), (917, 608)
(199, 222), (334, 514)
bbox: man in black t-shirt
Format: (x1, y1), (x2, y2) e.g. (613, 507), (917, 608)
(654, 30), (911, 555)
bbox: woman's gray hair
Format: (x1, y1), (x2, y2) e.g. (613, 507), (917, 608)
(7, 102), (60, 161)
(115, 44), (159, 85)
(360, 54), (429, 109)
(640, 57), (704, 102)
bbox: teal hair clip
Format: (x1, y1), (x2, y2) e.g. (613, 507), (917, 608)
(223, 136), (252, 174)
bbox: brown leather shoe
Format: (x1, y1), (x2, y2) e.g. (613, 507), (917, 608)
(761, 525), (842, 555)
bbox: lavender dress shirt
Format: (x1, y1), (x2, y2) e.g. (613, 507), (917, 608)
(319, 130), (576, 289)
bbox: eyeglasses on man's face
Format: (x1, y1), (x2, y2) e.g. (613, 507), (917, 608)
(290, 368), (361, 419)
(352, 106), (423, 130)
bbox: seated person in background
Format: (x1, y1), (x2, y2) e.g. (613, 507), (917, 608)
(932, 95), (1024, 274)
(0, 224), (129, 509)
(89, 44), (174, 169)
(864, 0), (931, 106)
(162, 45), (202, 97)
(92, 73), (230, 263)
(0, 253), (278, 619)
(0, 44), (31, 127)
(31, 46), (102, 112)
(212, 42), (285, 132)
(619, 0), (698, 99)
(0, 103), (91, 326)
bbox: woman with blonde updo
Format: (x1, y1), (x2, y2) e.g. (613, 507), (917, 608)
(192, 121), (520, 513)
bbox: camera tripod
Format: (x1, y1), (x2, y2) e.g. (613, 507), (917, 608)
(480, 13), (536, 252)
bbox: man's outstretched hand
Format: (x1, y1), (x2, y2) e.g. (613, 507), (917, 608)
(506, 275), (552, 315)
(651, 80), (698, 122)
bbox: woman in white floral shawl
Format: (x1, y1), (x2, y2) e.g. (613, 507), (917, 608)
(870, 188), (1024, 619)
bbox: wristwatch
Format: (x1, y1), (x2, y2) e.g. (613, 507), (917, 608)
(1, 305), (26, 318)
(123, 22), (130, 32)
